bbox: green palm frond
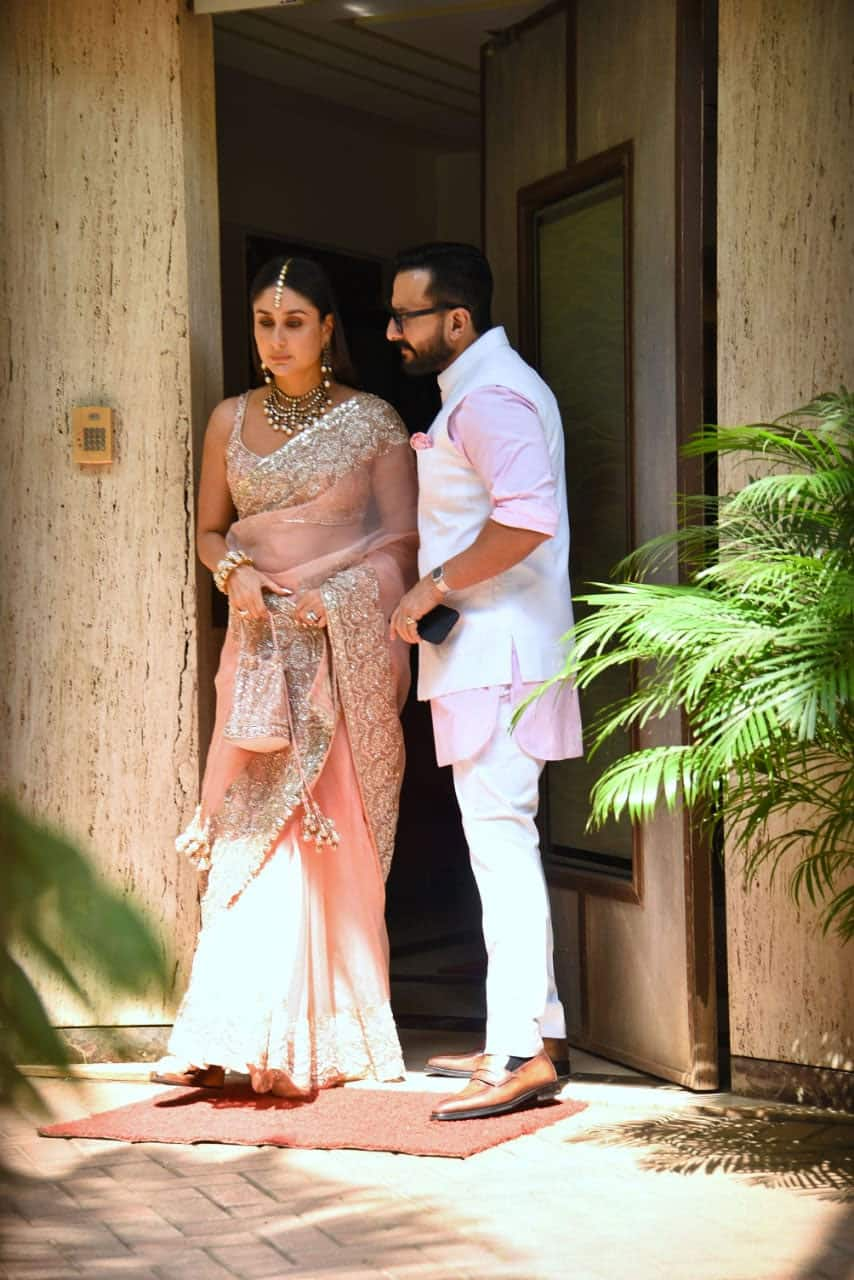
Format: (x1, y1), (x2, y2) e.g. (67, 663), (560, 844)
(1, 797), (171, 1111)
(539, 388), (854, 940)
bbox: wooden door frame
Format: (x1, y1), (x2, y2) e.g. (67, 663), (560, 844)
(510, 0), (719, 1089)
(517, 140), (642, 908)
(674, 0), (720, 1091)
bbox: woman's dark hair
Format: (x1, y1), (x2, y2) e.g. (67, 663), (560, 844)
(249, 255), (357, 386)
(391, 242), (493, 335)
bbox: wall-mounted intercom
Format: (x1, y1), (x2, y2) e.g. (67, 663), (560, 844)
(72, 406), (113, 465)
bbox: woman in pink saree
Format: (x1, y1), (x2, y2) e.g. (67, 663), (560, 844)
(153, 257), (417, 1096)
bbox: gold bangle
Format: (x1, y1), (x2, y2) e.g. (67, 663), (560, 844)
(213, 549), (253, 594)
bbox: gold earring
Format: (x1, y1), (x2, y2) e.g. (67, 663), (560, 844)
(261, 361), (272, 385)
(321, 345), (333, 391)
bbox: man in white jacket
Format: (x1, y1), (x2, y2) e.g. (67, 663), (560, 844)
(389, 243), (583, 1121)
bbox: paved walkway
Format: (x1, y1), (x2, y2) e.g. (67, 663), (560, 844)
(2, 1037), (852, 1280)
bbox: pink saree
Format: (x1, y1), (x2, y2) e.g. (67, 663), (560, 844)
(159, 391), (417, 1095)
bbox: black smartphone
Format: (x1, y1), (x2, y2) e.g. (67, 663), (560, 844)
(416, 604), (460, 645)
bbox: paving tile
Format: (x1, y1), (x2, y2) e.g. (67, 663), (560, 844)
(164, 1166), (260, 1188)
(101, 1208), (186, 1251)
(240, 1172), (323, 1199)
(102, 1159), (185, 1188)
(145, 1187), (232, 1226)
(84, 1264), (161, 1279)
(69, 1138), (144, 1159)
(201, 1177), (280, 1210)
(60, 1170), (119, 1193)
(258, 1222), (353, 1264)
(208, 1242), (294, 1277)
(21, 1218), (125, 1254)
(0, 1268), (84, 1280)
(150, 1249), (236, 1280)
(174, 1220), (265, 1244)
(16, 1189), (86, 1218)
(285, 1270), (388, 1280)
(0, 1243), (70, 1266)
(225, 1200), (315, 1229)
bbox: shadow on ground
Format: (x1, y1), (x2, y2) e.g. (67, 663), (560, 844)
(1, 1129), (531, 1278)
(566, 1104), (854, 1200)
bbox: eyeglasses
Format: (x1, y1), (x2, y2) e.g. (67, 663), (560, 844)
(386, 303), (466, 334)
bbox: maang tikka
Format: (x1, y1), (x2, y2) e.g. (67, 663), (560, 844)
(273, 257), (291, 310)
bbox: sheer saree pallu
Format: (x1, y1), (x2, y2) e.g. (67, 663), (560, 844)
(163, 392), (417, 1096)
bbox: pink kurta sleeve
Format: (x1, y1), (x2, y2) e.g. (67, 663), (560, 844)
(447, 386), (560, 536)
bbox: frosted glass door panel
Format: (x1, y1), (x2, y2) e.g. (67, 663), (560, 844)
(536, 178), (634, 877)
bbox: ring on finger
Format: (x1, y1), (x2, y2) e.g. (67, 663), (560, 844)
(306, 610), (320, 624)
(236, 608), (250, 619)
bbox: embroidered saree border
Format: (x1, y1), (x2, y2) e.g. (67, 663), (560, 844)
(200, 610), (336, 909)
(181, 568), (403, 903)
(322, 565), (404, 881)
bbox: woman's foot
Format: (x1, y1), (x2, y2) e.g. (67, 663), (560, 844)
(268, 1076), (313, 1099)
(150, 1064), (225, 1089)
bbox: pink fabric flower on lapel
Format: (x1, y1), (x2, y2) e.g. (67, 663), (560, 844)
(410, 432), (434, 450)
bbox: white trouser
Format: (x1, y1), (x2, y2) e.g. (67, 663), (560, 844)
(451, 698), (567, 1058)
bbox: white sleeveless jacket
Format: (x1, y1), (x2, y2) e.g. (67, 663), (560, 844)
(416, 326), (574, 700)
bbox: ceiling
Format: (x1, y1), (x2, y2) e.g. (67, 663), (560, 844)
(195, 0), (548, 146)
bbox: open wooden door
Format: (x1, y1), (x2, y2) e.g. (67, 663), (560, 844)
(485, 0), (718, 1088)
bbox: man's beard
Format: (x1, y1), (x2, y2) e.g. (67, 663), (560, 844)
(395, 335), (455, 377)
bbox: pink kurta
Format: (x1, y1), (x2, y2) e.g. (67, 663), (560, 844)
(426, 385), (583, 767)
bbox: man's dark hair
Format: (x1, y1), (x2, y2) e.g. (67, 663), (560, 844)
(392, 242), (493, 335)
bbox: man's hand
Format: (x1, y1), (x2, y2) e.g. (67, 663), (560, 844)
(390, 523), (549, 645)
(390, 576), (442, 645)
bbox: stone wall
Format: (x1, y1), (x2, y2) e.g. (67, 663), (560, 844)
(0, 0), (223, 1025)
(717, 0), (854, 1077)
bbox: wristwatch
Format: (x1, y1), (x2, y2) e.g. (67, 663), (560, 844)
(430, 564), (452, 595)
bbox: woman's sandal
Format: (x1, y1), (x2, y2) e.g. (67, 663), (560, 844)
(149, 1065), (225, 1089)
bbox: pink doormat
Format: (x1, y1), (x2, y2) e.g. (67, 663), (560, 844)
(39, 1083), (587, 1159)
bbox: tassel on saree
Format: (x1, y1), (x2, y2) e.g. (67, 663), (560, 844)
(176, 805), (213, 871)
(301, 797), (340, 848)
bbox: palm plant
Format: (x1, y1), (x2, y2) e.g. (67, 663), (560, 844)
(540, 390), (854, 939)
(1, 795), (170, 1111)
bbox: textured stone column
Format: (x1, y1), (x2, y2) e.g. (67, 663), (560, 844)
(718, 0), (854, 1087)
(0, 0), (222, 1027)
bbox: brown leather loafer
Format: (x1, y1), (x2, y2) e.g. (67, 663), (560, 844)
(427, 1037), (571, 1083)
(430, 1050), (560, 1121)
(150, 1065), (225, 1089)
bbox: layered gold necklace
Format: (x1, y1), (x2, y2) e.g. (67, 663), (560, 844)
(262, 381), (332, 435)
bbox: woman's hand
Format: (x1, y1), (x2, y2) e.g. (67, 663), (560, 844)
(227, 565), (292, 621)
(293, 588), (327, 630)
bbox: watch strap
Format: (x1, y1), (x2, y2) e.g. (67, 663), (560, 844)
(431, 564), (451, 595)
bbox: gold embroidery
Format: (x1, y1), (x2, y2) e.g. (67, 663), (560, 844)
(159, 999), (404, 1093)
(323, 566), (404, 880)
(202, 599), (337, 909)
(226, 391), (408, 520)
(247, 1001), (405, 1092)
